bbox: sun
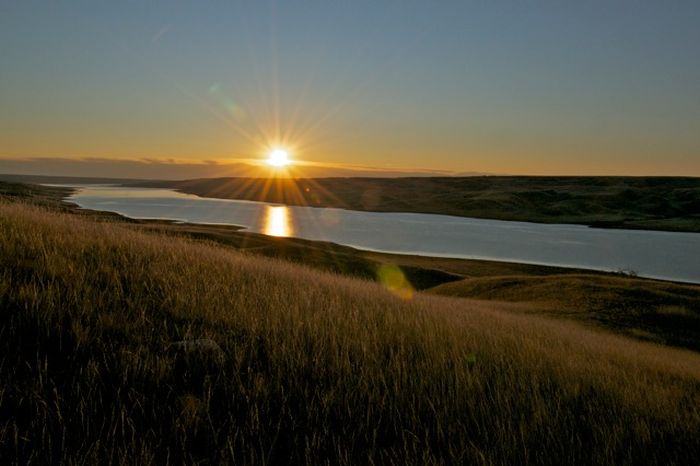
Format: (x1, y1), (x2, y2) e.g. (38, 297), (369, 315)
(266, 148), (291, 167)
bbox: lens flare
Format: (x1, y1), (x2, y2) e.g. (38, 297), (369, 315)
(376, 264), (414, 300)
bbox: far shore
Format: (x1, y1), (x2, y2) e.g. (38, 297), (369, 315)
(3, 173), (700, 233)
(122, 175), (700, 233)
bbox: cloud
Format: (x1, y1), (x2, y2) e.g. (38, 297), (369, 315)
(150, 25), (171, 44)
(0, 156), (480, 180)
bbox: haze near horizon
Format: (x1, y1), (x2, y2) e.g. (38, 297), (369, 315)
(1, 1), (699, 178)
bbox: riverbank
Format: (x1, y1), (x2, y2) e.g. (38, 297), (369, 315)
(65, 184), (700, 284)
(0, 180), (609, 288)
(4, 173), (700, 232)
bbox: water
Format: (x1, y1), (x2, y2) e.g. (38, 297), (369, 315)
(64, 185), (700, 284)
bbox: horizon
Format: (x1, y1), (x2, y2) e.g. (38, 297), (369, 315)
(3, 157), (700, 181)
(2, 2), (700, 177)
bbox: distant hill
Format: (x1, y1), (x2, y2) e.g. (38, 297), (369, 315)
(128, 175), (700, 232)
(0, 157), (494, 179)
(0, 173), (155, 185)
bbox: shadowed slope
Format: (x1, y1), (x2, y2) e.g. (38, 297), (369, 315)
(429, 274), (700, 351)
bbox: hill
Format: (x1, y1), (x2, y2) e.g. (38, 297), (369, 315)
(428, 274), (700, 351)
(128, 176), (700, 232)
(1, 199), (700, 464)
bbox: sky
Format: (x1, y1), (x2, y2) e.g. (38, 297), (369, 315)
(1, 1), (699, 178)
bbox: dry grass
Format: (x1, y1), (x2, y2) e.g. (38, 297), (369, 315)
(1, 200), (700, 465)
(429, 275), (700, 351)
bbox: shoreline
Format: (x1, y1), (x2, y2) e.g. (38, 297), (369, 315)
(3, 173), (700, 233)
(2, 179), (698, 285)
(60, 184), (696, 286)
(64, 185), (700, 285)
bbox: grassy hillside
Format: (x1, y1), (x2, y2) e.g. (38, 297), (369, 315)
(0, 181), (76, 210)
(129, 176), (700, 232)
(429, 274), (700, 352)
(2, 200), (700, 464)
(136, 221), (608, 292)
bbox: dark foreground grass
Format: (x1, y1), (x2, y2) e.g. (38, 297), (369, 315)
(2, 200), (700, 465)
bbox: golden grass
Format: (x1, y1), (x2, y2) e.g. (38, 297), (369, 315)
(1, 200), (700, 465)
(429, 275), (700, 351)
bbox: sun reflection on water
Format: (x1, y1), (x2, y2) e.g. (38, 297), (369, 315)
(263, 205), (294, 237)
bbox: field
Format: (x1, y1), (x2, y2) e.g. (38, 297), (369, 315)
(1, 183), (700, 464)
(128, 176), (700, 232)
(3, 180), (700, 350)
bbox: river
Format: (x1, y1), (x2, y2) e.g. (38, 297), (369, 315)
(65, 185), (700, 283)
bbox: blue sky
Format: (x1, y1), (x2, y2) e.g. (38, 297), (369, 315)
(1, 1), (699, 176)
